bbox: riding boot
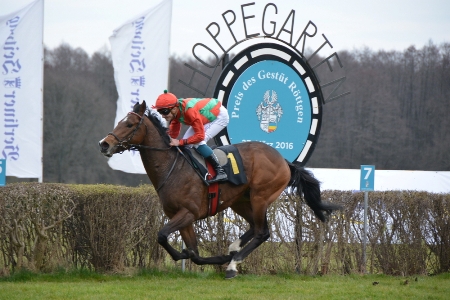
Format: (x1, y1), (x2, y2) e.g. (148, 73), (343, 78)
(205, 153), (228, 183)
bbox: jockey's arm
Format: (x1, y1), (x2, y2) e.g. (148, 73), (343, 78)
(168, 120), (181, 139)
(178, 110), (205, 146)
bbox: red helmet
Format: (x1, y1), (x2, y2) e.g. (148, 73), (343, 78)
(153, 90), (178, 109)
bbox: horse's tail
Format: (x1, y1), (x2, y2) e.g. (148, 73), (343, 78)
(287, 161), (342, 222)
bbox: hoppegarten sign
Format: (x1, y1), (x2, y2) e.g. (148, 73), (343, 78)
(214, 43), (322, 164)
(178, 2), (350, 165)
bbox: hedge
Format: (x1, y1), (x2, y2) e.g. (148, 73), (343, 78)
(0, 183), (448, 276)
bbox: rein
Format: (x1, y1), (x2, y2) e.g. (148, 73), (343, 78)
(107, 112), (171, 152)
(156, 150), (179, 192)
(108, 111), (179, 191)
(108, 110), (206, 191)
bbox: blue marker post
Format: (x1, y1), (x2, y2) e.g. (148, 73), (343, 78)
(0, 159), (6, 186)
(360, 165), (375, 274)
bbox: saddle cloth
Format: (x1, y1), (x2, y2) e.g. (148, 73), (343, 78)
(181, 145), (247, 216)
(182, 145), (247, 185)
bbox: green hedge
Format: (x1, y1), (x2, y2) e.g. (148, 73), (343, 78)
(0, 183), (449, 276)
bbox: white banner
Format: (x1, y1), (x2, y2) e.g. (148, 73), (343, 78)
(108, 0), (172, 174)
(0, 0), (43, 179)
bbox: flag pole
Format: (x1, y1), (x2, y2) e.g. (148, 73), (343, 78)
(166, 0), (173, 91)
(39, 0), (44, 183)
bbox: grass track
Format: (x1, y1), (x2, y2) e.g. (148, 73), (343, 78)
(0, 270), (448, 300)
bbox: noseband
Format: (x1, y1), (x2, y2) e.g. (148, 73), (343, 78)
(108, 111), (172, 152)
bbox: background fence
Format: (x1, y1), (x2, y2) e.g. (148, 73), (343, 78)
(0, 183), (449, 276)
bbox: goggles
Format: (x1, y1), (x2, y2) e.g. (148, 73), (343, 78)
(157, 107), (173, 116)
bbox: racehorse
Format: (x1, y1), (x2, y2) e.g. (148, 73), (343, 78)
(99, 101), (340, 279)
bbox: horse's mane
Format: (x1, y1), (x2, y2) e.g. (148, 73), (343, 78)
(132, 103), (172, 145)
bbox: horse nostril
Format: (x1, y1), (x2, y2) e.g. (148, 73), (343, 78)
(99, 141), (109, 152)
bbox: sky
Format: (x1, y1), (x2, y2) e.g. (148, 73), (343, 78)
(1, 0), (449, 57)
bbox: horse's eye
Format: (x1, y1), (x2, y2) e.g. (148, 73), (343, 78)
(127, 123), (133, 128)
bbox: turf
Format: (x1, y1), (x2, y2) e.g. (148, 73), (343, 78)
(0, 269), (448, 300)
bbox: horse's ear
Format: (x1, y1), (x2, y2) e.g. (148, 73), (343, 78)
(139, 100), (147, 116)
(132, 102), (140, 113)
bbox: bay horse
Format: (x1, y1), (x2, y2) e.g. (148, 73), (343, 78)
(99, 101), (340, 279)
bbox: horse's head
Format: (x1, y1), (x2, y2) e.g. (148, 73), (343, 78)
(99, 101), (148, 157)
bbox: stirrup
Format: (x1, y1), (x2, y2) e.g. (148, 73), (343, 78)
(208, 171), (228, 183)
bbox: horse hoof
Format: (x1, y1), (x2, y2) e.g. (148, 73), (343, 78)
(188, 249), (197, 258)
(225, 270), (237, 279)
(180, 249), (190, 259)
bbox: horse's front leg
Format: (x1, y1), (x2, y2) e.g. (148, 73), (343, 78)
(157, 209), (194, 261)
(180, 224), (233, 265)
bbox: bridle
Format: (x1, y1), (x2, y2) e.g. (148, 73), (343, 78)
(107, 111), (171, 152)
(107, 111), (177, 192)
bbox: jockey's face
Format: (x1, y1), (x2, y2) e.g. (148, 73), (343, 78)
(161, 106), (178, 123)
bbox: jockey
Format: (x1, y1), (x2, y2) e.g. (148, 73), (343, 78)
(153, 90), (229, 183)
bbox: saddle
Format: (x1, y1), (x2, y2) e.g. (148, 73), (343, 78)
(181, 145), (247, 216)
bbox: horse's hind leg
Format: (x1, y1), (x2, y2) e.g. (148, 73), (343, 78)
(226, 210), (270, 279)
(228, 201), (256, 255)
(226, 187), (287, 278)
(228, 228), (254, 254)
